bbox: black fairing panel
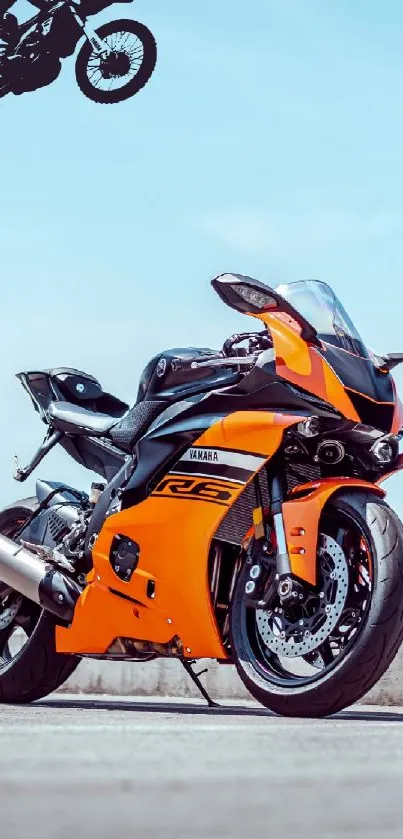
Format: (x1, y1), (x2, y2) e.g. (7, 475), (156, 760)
(18, 481), (84, 549)
(60, 435), (126, 481)
(136, 347), (240, 403)
(320, 346), (394, 405)
(122, 427), (217, 508)
(345, 392), (394, 433)
(231, 360), (344, 418)
(35, 479), (84, 506)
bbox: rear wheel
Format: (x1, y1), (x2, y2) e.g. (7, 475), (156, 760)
(230, 491), (403, 717)
(0, 500), (78, 704)
(75, 20), (157, 104)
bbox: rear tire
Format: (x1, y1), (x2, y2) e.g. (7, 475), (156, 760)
(230, 491), (403, 717)
(0, 501), (79, 704)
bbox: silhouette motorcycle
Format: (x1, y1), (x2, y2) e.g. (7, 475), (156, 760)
(0, 0), (157, 103)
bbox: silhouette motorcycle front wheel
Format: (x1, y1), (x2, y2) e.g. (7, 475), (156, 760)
(75, 20), (157, 104)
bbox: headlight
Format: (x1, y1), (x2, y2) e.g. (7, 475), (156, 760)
(370, 435), (398, 464)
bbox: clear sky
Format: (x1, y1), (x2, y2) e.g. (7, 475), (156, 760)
(1, 0), (403, 513)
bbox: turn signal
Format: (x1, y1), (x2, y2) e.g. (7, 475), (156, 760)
(296, 417), (320, 438)
(232, 285), (278, 310)
(370, 437), (396, 464)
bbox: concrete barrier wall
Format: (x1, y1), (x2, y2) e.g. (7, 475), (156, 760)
(60, 645), (403, 706)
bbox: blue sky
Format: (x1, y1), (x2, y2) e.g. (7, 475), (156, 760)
(1, 0), (403, 513)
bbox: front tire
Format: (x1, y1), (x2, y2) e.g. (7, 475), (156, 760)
(75, 20), (157, 104)
(0, 501), (79, 704)
(230, 491), (403, 717)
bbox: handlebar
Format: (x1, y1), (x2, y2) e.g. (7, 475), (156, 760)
(223, 330), (273, 356)
(170, 330), (273, 375)
(170, 355), (259, 375)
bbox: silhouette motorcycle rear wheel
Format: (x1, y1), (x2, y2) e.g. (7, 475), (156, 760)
(75, 20), (157, 104)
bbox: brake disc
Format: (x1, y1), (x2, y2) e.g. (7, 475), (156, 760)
(0, 586), (23, 630)
(255, 534), (349, 658)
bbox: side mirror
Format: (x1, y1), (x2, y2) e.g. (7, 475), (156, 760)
(211, 273), (320, 344)
(381, 353), (403, 372)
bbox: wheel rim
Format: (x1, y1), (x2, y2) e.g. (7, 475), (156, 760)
(86, 32), (145, 92)
(239, 508), (374, 687)
(0, 518), (41, 667)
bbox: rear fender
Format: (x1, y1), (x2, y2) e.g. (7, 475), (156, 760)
(282, 478), (385, 585)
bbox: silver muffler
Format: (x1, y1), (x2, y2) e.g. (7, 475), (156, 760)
(0, 534), (82, 621)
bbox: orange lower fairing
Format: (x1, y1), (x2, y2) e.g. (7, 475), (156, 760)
(56, 410), (303, 658)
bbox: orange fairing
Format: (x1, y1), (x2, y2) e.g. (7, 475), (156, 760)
(282, 478), (385, 585)
(256, 310), (360, 421)
(56, 410), (303, 659)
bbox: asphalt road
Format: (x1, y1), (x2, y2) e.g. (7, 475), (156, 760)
(1, 696), (403, 839)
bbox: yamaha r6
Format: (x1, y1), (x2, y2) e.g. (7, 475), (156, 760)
(1, 274), (403, 717)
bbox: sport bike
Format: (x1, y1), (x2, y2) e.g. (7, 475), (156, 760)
(1, 274), (403, 716)
(0, 0), (156, 104)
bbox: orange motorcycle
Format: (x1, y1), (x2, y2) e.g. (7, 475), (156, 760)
(1, 274), (403, 716)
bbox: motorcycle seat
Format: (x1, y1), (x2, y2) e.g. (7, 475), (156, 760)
(48, 398), (169, 452)
(48, 401), (119, 438)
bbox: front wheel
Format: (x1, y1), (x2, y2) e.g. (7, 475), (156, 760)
(230, 491), (403, 717)
(75, 20), (157, 104)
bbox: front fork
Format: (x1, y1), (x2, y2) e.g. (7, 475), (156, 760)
(68, 3), (111, 57)
(244, 469), (304, 608)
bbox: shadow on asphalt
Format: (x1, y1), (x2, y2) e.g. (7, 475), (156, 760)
(336, 709), (403, 722)
(31, 696), (403, 722)
(34, 697), (275, 717)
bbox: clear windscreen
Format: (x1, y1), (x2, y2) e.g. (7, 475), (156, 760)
(275, 280), (369, 358)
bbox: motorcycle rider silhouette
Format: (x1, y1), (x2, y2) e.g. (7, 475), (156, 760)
(0, 0), (18, 51)
(0, 0), (74, 72)
(0, 0), (117, 59)
(0, 0), (79, 58)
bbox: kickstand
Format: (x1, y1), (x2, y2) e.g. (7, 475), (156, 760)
(181, 659), (220, 708)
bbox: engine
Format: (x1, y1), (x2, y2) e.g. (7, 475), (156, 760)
(18, 484), (95, 573)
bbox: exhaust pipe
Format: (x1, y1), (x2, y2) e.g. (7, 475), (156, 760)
(0, 534), (82, 621)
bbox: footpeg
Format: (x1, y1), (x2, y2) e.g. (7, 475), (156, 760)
(13, 455), (26, 482)
(12, 431), (63, 483)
